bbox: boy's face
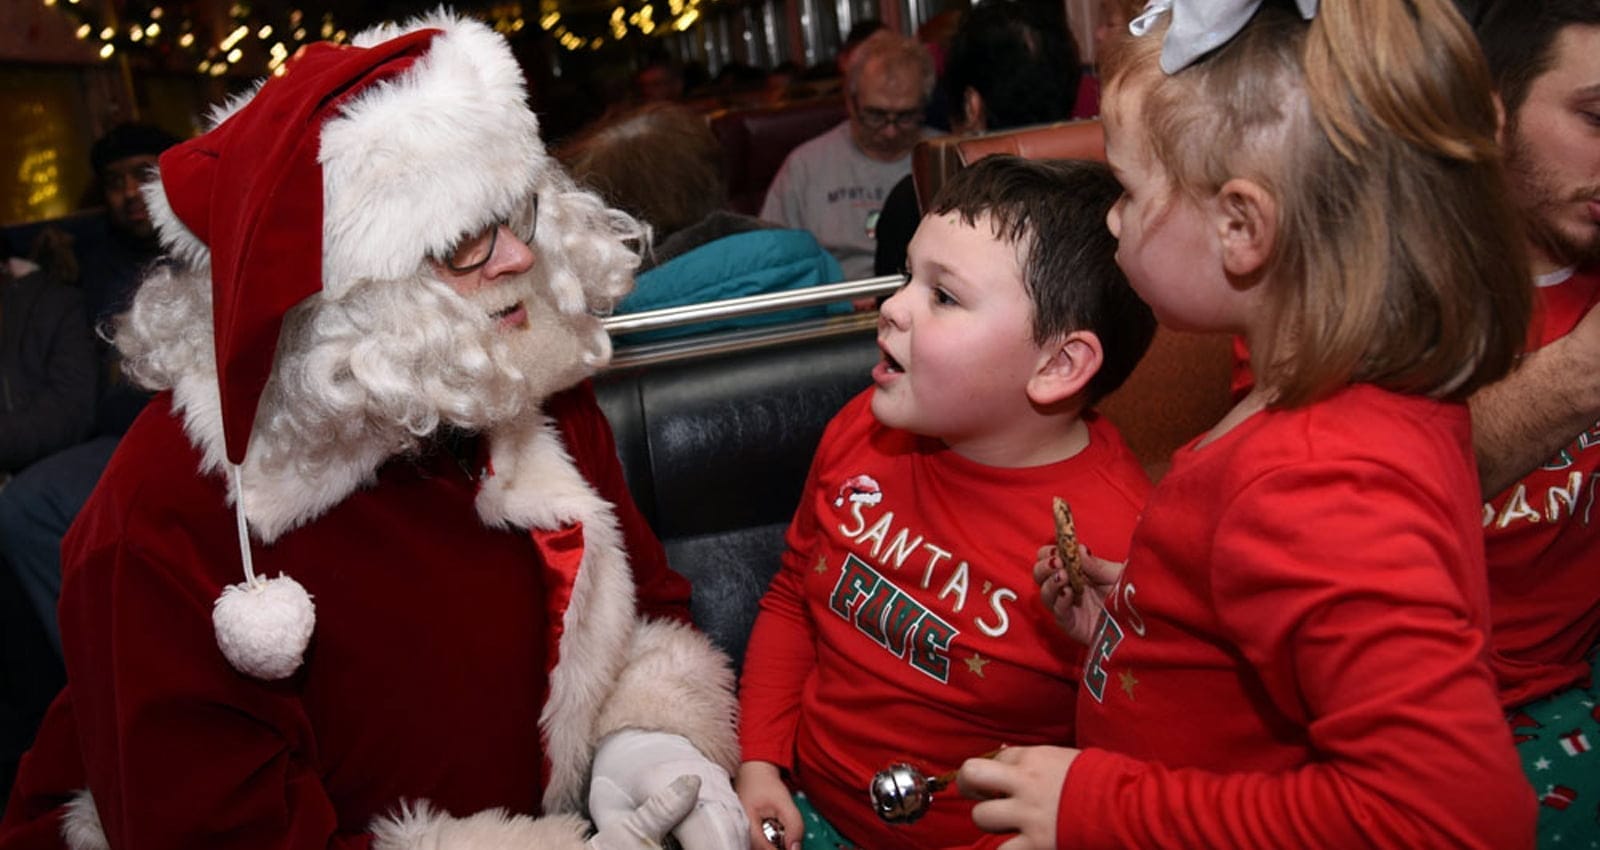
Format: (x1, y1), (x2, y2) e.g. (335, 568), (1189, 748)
(872, 210), (1046, 458)
(1501, 24), (1600, 274)
(1103, 82), (1243, 334)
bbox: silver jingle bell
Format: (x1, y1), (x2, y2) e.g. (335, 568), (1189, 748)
(761, 817), (786, 848)
(869, 761), (936, 824)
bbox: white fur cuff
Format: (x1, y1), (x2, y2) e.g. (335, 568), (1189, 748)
(60, 790), (108, 850)
(371, 801), (591, 850)
(593, 619), (740, 773)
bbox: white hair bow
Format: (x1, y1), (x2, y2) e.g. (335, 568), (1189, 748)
(1129, 0), (1318, 74)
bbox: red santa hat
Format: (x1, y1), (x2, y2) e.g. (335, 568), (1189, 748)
(142, 10), (550, 679)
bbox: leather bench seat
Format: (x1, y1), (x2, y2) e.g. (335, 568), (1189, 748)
(594, 327), (878, 671)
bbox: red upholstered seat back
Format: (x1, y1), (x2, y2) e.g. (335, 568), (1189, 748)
(912, 119), (1107, 208)
(708, 97), (847, 216)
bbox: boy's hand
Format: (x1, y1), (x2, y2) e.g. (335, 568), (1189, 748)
(735, 760), (802, 850)
(956, 746), (1079, 850)
(1033, 545), (1124, 645)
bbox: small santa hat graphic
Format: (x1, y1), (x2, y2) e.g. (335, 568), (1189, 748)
(834, 474), (884, 508)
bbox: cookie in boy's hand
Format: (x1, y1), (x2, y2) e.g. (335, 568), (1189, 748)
(1052, 497), (1085, 604)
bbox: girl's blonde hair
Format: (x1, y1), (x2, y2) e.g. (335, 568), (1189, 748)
(1103, 0), (1531, 406)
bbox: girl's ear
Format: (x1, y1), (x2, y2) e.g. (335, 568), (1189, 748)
(1027, 330), (1104, 407)
(1215, 178), (1277, 278)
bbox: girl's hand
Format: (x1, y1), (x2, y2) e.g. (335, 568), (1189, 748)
(1033, 545), (1124, 645)
(734, 761), (802, 850)
(957, 746), (1080, 850)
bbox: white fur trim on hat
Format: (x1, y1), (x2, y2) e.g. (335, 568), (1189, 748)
(145, 10), (551, 300)
(320, 10), (548, 296)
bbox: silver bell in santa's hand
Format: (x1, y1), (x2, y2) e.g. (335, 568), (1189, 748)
(868, 762), (946, 824)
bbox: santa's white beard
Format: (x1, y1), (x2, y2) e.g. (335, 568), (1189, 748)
(252, 267), (610, 476)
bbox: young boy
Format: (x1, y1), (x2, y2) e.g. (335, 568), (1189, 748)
(735, 155), (1157, 850)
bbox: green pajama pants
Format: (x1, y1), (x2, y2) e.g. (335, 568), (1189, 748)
(1513, 642), (1600, 849)
(791, 792), (861, 850)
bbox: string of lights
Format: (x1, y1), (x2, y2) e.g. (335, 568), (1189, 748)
(41, 0), (715, 73)
(40, 0), (350, 76)
(536, 0), (708, 52)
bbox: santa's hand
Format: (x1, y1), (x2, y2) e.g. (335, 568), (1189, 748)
(590, 730), (748, 850)
(588, 775), (701, 850)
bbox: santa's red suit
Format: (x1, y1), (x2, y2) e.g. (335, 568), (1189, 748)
(0, 12), (738, 849)
(1, 386), (733, 849)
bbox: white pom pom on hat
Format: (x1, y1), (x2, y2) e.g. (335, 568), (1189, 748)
(214, 573), (316, 680)
(215, 465), (316, 680)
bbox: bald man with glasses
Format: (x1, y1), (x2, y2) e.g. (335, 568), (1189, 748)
(760, 30), (935, 280)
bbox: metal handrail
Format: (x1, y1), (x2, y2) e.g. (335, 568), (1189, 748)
(600, 275), (900, 371)
(601, 275), (901, 335)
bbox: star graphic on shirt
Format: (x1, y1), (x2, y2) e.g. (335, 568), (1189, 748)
(815, 556), (829, 574)
(1535, 757), (1552, 771)
(1119, 671), (1139, 700)
(965, 653), (990, 678)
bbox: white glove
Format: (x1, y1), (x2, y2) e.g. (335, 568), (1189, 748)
(588, 775), (701, 850)
(590, 730), (749, 850)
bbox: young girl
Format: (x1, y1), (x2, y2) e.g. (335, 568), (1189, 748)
(956, 1), (1538, 848)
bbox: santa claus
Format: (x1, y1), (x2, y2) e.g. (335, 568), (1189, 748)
(0, 11), (743, 850)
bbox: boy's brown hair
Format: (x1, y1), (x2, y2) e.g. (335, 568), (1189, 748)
(929, 155), (1156, 404)
(1102, 0), (1531, 406)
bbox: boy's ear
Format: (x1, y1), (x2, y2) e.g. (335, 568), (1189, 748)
(1027, 330), (1103, 407)
(1215, 178), (1277, 278)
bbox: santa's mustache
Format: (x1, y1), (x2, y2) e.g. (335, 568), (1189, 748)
(450, 269), (619, 323)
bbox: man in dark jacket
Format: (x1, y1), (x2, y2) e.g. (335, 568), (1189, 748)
(0, 124), (178, 661)
(0, 236), (95, 811)
(0, 240), (96, 480)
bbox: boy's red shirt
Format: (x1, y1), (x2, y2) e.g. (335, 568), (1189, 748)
(740, 390), (1151, 850)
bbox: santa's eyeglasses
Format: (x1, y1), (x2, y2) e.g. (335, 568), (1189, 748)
(440, 195), (539, 273)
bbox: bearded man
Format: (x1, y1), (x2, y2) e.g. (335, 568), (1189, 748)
(1458, 1), (1600, 846)
(0, 12), (744, 850)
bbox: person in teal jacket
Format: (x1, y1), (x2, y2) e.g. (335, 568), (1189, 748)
(560, 102), (852, 343)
